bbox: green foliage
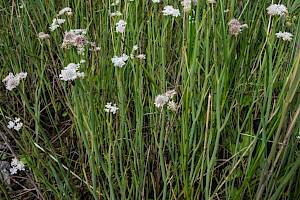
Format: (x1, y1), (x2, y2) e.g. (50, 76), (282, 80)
(0, 0), (299, 199)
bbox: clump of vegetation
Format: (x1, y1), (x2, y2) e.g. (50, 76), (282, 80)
(0, 0), (299, 199)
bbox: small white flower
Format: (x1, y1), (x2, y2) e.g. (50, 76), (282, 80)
(77, 47), (85, 55)
(14, 117), (21, 123)
(111, 0), (120, 6)
(154, 94), (169, 108)
(5, 77), (20, 91)
(207, 0), (216, 3)
(162, 6), (180, 17)
(17, 72), (27, 79)
(275, 31), (293, 41)
(111, 54), (129, 67)
(111, 57), (126, 67)
(132, 45), (138, 51)
(121, 54), (129, 61)
(136, 54), (146, 60)
(110, 11), (122, 17)
(267, 4), (288, 16)
(167, 100), (177, 111)
(115, 20), (127, 33)
(59, 63), (84, 81)
(80, 59), (86, 64)
(7, 121), (15, 129)
(10, 167), (18, 175)
(152, 0), (161, 3)
(10, 158), (25, 175)
(228, 19), (242, 36)
(49, 18), (65, 31)
(165, 90), (176, 98)
(2, 72), (27, 91)
(7, 117), (23, 131)
(297, 132), (300, 140)
(38, 32), (50, 40)
(104, 102), (119, 114)
(14, 122), (23, 131)
(181, 0), (198, 11)
(57, 7), (72, 16)
(69, 29), (87, 35)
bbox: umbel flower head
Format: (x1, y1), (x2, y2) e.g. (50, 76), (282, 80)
(10, 158), (25, 175)
(228, 19), (248, 36)
(154, 95), (169, 108)
(181, 0), (198, 12)
(154, 90), (178, 110)
(57, 7), (72, 16)
(7, 117), (23, 131)
(59, 63), (85, 81)
(104, 102), (119, 114)
(162, 6), (180, 17)
(61, 29), (88, 49)
(2, 72), (27, 91)
(110, 11), (122, 17)
(38, 32), (50, 40)
(115, 20), (127, 33)
(267, 4), (288, 16)
(275, 31), (293, 41)
(49, 18), (65, 31)
(111, 54), (129, 67)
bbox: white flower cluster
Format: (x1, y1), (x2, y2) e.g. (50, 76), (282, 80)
(61, 29), (87, 48)
(57, 7), (72, 16)
(110, 11), (122, 17)
(111, 0), (120, 6)
(10, 158), (25, 175)
(61, 29), (99, 55)
(181, 0), (198, 11)
(38, 32), (50, 40)
(49, 7), (73, 31)
(49, 18), (66, 31)
(162, 6), (180, 17)
(59, 63), (85, 81)
(130, 45), (146, 60)
(154, 90), (177, 111)
(2, 72), (27, 91)
(7, 117), (23, 131)
(207, 0), (216, 3)
(136, 54), (146, 60)
(115, 20), (127, 33)
(266, 4), (293, 42)
(267, 4), (288, 16)
(275, 31), (293, 41)
(111, 54), (129, 67)
(227, 19), (248, 36)
(104, 102), (119, 114)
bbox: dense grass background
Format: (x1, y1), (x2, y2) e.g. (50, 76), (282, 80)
(0, 0), (300, 199)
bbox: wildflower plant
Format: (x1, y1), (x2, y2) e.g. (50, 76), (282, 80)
(59, 63), (85, 81)
(267, 4), (288, 16)
(104, 103), (119, 114)
(7, 117), (23, 131)
(162, 6), (180, 17)
(2, 72), (27, 91)
(1, 0), (300, 199)
(10, 158), (25, 175)
(275, 31), (293, 41)
(154, 90), (177, 110)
